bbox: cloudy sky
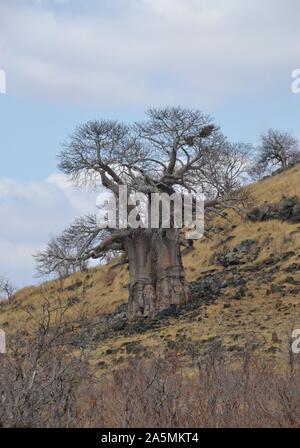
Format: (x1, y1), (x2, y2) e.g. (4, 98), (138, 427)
(0, 0), (300, 286)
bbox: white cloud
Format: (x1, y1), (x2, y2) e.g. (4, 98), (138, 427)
(46, 173), (95, 213)
(0, 0), (299, 107)
(0, 174), (98, 287)
(1, 0), (300, 288)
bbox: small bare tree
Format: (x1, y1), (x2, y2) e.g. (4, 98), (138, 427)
(34, 217), (94, 280)
(35, 107), (251, 320)
(0, 292), (96, 428)
(196, 142), (252, 199)
(0, 276), (15, 301)
(251, 129), (300, 178)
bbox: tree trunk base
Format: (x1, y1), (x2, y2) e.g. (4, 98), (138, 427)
(126, 229), (190, 320)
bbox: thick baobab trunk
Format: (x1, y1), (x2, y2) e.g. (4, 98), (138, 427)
(126, 229), (190, 320)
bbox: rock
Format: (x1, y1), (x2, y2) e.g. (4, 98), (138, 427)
(232, 276), (246, 287)
(291, 203), (300, 222)
(97, 361), (107, 368)
(190, 274), (222, 301)
(110, 317), (127, 331)
(247, 196), (300, 223)
(216, 239), (260, 267)
(277, 197), (298, 220)
(106, 348), (114, 354)
(107, 303), (128, 332)
(270, 284), (283, 294)
(285, 276), (297, 284)
(246, 202), (274, 222)
(156, 304), (181, 318)
(291, 288), (300, 295)
(233, 286), (247, 300)
(284, 263), (300, 273)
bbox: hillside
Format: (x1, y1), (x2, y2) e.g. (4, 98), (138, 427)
(1, 164), (300, 372)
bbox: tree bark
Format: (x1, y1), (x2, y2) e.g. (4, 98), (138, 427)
(126, 229), (190, 320)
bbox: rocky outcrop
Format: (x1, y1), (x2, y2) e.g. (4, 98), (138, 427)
(247, 196), (300, 223)
(190, 270), (248, 303)
(215, 239), (260, 267)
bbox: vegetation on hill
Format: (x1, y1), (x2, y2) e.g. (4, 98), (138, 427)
(0, 163), (300, 427)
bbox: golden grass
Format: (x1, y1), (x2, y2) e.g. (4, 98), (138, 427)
(1, 164), (300, 369)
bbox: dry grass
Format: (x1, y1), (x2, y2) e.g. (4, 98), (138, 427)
(1, 164), (300, 372)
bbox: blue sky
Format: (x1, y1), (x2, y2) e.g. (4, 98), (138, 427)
(0, 0), (300, 286)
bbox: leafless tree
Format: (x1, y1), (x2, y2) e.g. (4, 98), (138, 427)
(250, 129), (300, 178)
(0, 276), (15, 301)
(34, 215), (101, 280)
(35, 107), (251, 320)
(195, 142), (252, 199)
(0, 293), (97, 428)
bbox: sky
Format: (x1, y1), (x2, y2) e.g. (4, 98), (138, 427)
(0, 0), (300, 287)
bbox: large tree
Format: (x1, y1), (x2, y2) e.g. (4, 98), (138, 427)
(35, 107), (250, 320)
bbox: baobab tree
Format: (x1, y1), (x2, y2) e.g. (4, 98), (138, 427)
(35, 107), (250, 320)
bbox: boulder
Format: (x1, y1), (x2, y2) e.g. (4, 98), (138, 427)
(247, 196), (300, 223)
(216, 239), (260, 267)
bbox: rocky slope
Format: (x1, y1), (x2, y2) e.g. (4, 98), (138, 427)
(1, 163), (300, 371)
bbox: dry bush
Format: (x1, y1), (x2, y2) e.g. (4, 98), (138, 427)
(95, 345), (300, 428)
(1, 298), (300, 428)
(0, 294), (98, 428)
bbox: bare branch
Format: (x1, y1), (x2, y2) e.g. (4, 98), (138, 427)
(250, 129), (300, 178)
(0, 276), (15, 301)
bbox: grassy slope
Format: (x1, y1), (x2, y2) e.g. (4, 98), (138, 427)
(1, 164), (300, 370)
